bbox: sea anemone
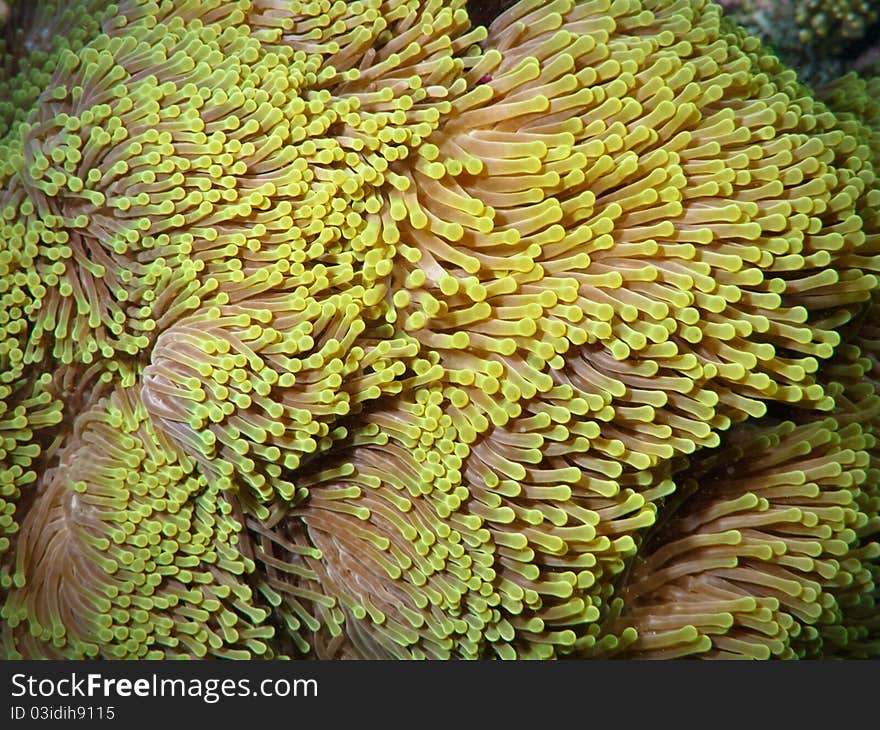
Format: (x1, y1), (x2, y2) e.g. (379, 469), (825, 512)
(0, 0), (878, 659)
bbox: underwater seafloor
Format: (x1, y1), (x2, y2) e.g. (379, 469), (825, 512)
(0, 0), (879, 660)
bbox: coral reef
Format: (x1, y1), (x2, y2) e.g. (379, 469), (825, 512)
(0, 0), (879, 659)
(718, 0), (880, 83)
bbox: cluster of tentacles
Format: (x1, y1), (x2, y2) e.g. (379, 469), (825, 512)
(0, 0), (879, 659)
